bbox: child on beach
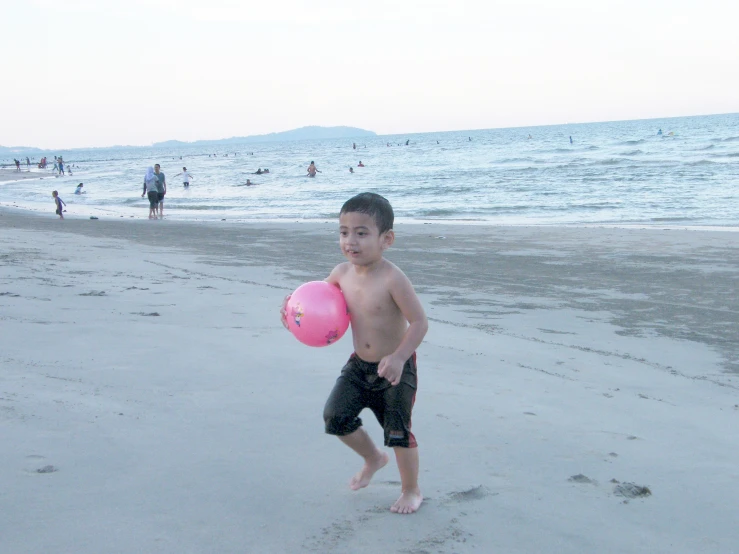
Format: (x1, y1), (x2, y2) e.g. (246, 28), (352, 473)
(281, 192), (428, 514)
(52, 191), (66, 219)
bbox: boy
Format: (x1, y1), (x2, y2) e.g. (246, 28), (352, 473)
(52, 191), (66, 219)
(281, 192), (428, 514)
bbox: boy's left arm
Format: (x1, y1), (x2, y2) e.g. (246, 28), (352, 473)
(377, 272), (428, 386)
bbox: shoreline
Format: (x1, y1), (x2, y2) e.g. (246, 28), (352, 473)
(2, 202), (738, 232)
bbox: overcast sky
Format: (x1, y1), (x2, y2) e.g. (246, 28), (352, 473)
(3, 0), (737, 149)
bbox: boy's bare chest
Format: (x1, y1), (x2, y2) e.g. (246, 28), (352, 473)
(341, 280), (396, 318)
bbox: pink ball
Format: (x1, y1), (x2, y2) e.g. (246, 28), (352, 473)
(286, 281), (350, 347)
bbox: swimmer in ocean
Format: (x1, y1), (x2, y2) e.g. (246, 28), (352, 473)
(307, 161), (319, 177)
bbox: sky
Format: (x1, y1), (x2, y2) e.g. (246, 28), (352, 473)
(3, 0), (738, 149)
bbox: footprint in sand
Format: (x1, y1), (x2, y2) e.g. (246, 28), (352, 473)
(568, 474), (597, 485)
(613, 482), (651, 499)
(24, 455), (58, 474)
(444, 485), (497, 504)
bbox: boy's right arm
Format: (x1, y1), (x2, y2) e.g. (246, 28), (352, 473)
(324, 263), (347, 287)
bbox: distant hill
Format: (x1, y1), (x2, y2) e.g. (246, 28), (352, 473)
(152, 126), (376, 147)
(0, 145), (45, 155)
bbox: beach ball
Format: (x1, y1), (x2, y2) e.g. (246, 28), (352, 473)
(286, 281), (350, 347)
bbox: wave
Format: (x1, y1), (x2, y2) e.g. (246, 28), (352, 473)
(618, 139), (646, 146)
(619, 150), (643, 156)
(416, 208), (459, 217)
(685, 159), (717, 166)
(721, 136), (739, 142)
(542, 148), (574, 154)
(496, 157), (535, 164)
(567, 203), (623, 211)
(175, 205), (232, 211)
(696, 144), (715, 150)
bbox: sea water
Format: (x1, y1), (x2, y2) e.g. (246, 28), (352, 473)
(2, 113), (738, 227)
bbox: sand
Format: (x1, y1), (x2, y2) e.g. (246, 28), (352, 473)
(1, 209), (738, 553)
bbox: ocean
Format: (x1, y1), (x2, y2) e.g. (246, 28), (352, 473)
(2, 113), (738, 227)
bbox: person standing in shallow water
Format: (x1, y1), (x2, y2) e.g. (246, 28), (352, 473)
(141, 166), (160, 219)
(154, 163), (167, 218)
(174, 167), (193, 188)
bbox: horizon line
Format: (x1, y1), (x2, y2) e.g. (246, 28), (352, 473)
(3, 111), (737, 153)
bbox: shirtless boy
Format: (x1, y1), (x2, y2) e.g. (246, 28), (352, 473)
(281, 192), (428, 514)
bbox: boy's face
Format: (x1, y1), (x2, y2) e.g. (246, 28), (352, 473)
(339, 211), (394, 266)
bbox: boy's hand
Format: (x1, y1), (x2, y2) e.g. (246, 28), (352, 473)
(378, 354), (404, 386)
(279, 294), (291, 330)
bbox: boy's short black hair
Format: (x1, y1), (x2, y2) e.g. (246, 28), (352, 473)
(340, 192), (394, 234)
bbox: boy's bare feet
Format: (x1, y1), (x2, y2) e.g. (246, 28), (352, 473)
(390, 488), (423, 514)
(349, 451), (389, 490)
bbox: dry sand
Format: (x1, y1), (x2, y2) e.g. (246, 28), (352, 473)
(1, 209), (738, 553)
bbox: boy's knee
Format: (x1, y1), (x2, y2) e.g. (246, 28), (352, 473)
(323, 407), (362, 436)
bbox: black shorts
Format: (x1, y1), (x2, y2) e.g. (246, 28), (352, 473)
(55, 208), (61, 215)
(147, 191), (159, 208)
(183, 182), (189, 187)
(323, 353), (418, 448)
(157, 192), (165, 202)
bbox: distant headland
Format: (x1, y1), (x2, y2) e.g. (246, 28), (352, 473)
(152, 126), (376, 148)
(0, 126), (376, 154)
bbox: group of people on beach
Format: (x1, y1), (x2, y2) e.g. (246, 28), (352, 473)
(140, 165), (198, 218)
